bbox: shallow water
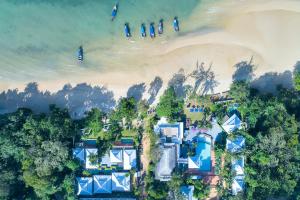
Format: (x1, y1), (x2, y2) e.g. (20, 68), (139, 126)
(0, 0), (221, 87)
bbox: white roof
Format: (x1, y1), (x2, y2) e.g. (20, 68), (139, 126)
(226, 136), (245, 153)
(232, 156), (245, 176)
(123, 149), (137, 170)
(73, 147), (85, 163)
(111, 172), (131, 192)
(76, 177), (93, 196)
(110, 149), (123, 163)
(93, 175), (112, 194)
(222, 114), (242, 133)
(154, 117), (184, 144)
(232, 176), (245, 195)
(85, 148), (98, 169)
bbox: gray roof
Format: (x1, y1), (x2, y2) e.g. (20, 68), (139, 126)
(155, 145), (176, 181)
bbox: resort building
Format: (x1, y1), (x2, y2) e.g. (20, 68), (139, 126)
(73, 141), (137, 170)
(86, 148), (99, 169)
(222, 114), (242, 134)
(76, 174), (131, 196)
(232, 156), (245, 175)
(231, 156), (245, 195)
(111, 172), (131, 192)
(154, 117), (184, 181)
(155, 144), (177, 181)
(77, 177), (93, 196)
(154, 117), (184, 144)
(93, 175), (112, 194)
(226, 136), (245, 153)
(232, 176), (245, 195)
(180, 186), (197, 200)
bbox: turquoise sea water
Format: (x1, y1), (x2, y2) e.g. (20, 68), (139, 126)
(0, 0), (219, 87)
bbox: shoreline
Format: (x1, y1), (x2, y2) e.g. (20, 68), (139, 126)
(1, 0), (300, 100)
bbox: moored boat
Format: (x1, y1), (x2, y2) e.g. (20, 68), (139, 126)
(173, 17), (179, 32)
(141, 23), (146, 38)
(158, 19), (163, 35)
(150, 23), (155, 38)
(77, 46), (83, 61)
(111, 3), (118, 21)
(124, 23), (131, 38)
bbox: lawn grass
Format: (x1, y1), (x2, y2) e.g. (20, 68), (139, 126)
(121, 129), (138, 137)
(184, 95), (213, 122)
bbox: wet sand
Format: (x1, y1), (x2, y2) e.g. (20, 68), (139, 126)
(1, 0), (300, 100)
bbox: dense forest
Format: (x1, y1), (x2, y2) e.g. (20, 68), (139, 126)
(0, 67), (300, 199)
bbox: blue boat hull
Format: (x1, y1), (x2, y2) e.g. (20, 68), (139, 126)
(150, 25), (155, 38)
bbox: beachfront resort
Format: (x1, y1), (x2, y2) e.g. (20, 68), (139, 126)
(71, 88), (249, 200)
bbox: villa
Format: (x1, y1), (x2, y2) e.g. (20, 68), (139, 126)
(73, 140), (137, 171)
(222, 114), (242, 134)
(226, 137), (246, 195)
(155, 144), (177, 181)
(154, 117), (184, 181)
(77, 177), (93, 196)
(73, 140), (136, 198)
(226, 136), (245, 153)
(76, 173), (131, 196)
(93, 175), (112, 194)
(180, 185), (197, 200)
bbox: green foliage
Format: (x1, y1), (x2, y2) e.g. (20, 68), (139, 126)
(229, 81), (250, 102)
(137, 99), (149, 119)
(156, 87), (184, 121)
(83, 108), (104, 136)
(0, 106), (78, 199)
(115, 97), (137, 121)
(294, 72), (300, 91)
(187, 179), (210, 199)
(231, 87), (300, 199)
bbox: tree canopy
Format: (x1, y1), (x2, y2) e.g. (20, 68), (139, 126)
(156, 87), (183, 121)
(0, 106), (78, 199)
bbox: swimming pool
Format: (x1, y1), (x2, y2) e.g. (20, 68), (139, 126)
(188, 135), (211, 171)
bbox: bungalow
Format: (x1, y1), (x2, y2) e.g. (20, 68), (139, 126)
(76, 174), (131, 196)
(232, 176), (245, 195)
(73, 144), (136, 170)
(154, 117), (184, 144)
(180, 186), (197, 200)
(86, 148), (98, 169)
(226, 136), (245, 153)
(77, 177), (93, 196)
(111, 172), (131, 192)
(93, 175), (112, 194)
(232, 156), (245, 176)
(222, 114), (242, 134)
(231, 154), (245, 195)
(154, 117), (184, 181)
(123, 149), (137, 170)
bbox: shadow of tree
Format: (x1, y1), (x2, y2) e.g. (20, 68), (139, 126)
(147, 76), (163, 104)
(232, 57), (255, 82)
(127, 83), (146, 102)
(188, 62), (219, 95)
(0, 82), (116, 118)
(251, 71), (293, 94)
(168, 68), (187, 98)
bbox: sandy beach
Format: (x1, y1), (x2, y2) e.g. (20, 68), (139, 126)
(1, 0), (300, 100)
